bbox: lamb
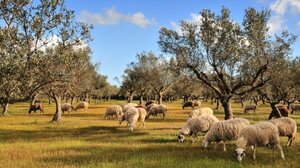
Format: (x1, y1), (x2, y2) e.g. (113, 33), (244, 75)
(235, 121), (285, 162)
(73, 102), (89, 112)
(182, 101), (201, 109)
(290, 104), (300, 114)
(28, 103), (44, 114)
(178, 114), (219, 143)
(61, 103), (73, 114)
(104, 105), (123, 119)
(189, 107), (214, 118)
(202, 118), (250, 151)
(119, 107), (140, 131)
(146, 104), (167, 119)
(269, 117), (297, 147)
(244, 104), (257, 113)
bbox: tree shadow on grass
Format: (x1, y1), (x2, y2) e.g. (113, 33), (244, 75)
(0, 126), (148, 143)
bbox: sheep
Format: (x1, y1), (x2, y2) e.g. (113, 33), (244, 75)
(145, 100), (155, 106)
(268, 106), (288, 120)
(28, 103), (44, 114)
(182, 100), (202, 109)
(290, 104), (300, 114)
(104, 105), (123, 119)
(136, 107), (147, 128)
(121, 103), (138, 113)
(178, 114), (219, 143)
(146, 104), (167, 119)
(73, 102), (89, 112)
(189, 107), (214, 118)
(244, 104), (257, 113)
(146, 103), (156, 112)
(202, 118), (250, 152)
(235, 121), (285, 162)
(269, 117), (297, 147)
(119, 107), (140, 131)
(61, 103), (73, 114)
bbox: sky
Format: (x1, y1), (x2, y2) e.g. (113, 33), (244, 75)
(65, 0), (300, 86)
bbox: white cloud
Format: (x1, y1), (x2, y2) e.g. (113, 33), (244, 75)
(170, 13), (202, 34)
(270, 0), (300, 15)
(268, 0), (300, 34)
(79, 7), (156, 28)
(267, 15), (286, 34)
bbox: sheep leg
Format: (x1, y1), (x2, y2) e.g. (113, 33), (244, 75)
(191, 133), (198, 143)
(276, 144), (285, 160)
(252, 145), (256, 160)
(214, 142), (218, 150)
(286, 136), (293, 147)
(223, 141), (226, 152)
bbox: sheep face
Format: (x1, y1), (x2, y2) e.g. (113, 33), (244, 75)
(235, 148), (246, 162)
(177, 134), (185, 143)
(118, 115), (125, 124)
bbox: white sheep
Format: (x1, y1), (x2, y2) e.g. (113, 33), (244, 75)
(235, 121), (285, 162)
(244, 104), (257, 113)
(121, 103), (138, 113)
(189, 107), (214, 118)
(73, 101), (89, 112)
(61, 103), (73, 114)
(119, 107), (139, 131)
(178, 114), (219, 143)
(269, 117), (297, 147)
(290, 104), (300, 114)
(202, 118), (250, 151)
(104, 105), (123, 119)
(136, 107), (147, 128)
(146, 104), (167, 119)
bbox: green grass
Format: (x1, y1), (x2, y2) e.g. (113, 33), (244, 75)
(0, 100), (300, 168)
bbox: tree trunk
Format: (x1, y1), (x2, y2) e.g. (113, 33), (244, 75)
(221, 98), (233, 120)
(2, 103), (9, 115)
(51, 95), (62, 123)
(270, 102), (282, 118)
(215, 99), (220, 110)
(139, 96), (144, 105)
(48, 96), (52, 104)
(158, 92), (163, 105)
(31, 94), (38, 105)
(71, 96), (75, 105)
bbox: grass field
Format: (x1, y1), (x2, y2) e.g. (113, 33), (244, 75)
(0, 100), (299, 168)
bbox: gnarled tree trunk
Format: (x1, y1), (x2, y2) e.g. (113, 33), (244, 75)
(221, 98), (233, 120)
(2, 103), (9, 115)
(51, 95), (62, 122)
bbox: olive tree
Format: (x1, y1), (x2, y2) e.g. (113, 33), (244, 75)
(159, 7), (296, 119)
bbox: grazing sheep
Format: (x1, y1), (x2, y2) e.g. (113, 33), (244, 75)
(182, 101), (201, 109)
(73, 102), (89, 112)
(269, 117), (297, 147)
(122, 103), (138, 113)
(202, 118), (250, 151)
(235, 122), (285, 162)
(268, 106), (288, 120)
(290, 104), (300, 114)
(136, 107), (147, 128)
(146, 103), (156, 112)
(119, 107), (140, 131)
(145, 100), (155, 106)
(244, 104), (257, 113)
(104, 105), (123, 119)
(28, 103), (44, 114)
(178, 114), (219, 143)
(146, 104), (167, 119)
(189, 107), (214, 118)
(61, 103), (73, 114)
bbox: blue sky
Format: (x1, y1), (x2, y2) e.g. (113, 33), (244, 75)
(66, 0), (300, 86)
